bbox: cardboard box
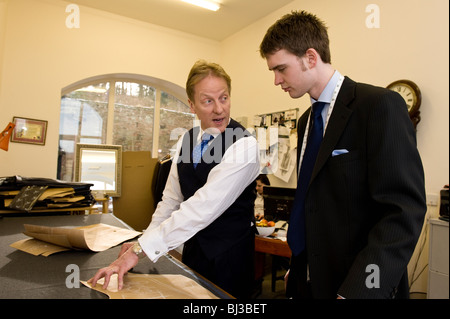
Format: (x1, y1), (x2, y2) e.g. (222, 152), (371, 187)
(113, 151), (158, 231)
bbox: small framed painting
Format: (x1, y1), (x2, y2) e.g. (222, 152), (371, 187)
(11, 117), (48, 145)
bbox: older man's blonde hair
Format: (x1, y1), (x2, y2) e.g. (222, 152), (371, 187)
(186, 60), (231, 102)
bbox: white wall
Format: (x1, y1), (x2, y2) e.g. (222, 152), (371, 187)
(0, 0), (220, 177)
(0, 0), (7, 92)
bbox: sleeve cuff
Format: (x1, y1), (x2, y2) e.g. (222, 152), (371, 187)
(138, 228), (168, 262)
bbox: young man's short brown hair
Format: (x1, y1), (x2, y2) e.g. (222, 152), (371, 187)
(186, 60), (232, 102)
(259, 10), (331, 64)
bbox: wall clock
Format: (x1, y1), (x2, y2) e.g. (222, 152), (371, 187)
(387, 79), (422, 129)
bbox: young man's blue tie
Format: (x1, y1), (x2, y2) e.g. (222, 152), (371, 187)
(287, 102), (326, 256)
(193, 133), (213, 169)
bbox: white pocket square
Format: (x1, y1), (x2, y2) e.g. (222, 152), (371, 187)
(332, 149), (349, 157)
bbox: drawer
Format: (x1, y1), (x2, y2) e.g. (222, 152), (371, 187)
(428, 271), (449, 299)
(429, 220), (449, 274)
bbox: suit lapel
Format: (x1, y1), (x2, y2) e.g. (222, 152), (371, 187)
(310, 77), (356, 182)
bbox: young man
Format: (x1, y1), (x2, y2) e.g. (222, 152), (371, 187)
(89, 60), (260, 299)
(260, 11), (426, 299)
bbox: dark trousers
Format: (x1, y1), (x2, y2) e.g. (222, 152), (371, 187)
(286, 251), (311, 299)
(182, 232), (255, 299)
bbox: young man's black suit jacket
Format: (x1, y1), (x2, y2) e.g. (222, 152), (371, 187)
(295, 76), (426, 299)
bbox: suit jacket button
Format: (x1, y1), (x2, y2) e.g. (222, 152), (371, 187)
(390, 287), (398, 299)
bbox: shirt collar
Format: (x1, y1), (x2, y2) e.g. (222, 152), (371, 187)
(310, 70), (341, 105)
(196, 119), (231, 142)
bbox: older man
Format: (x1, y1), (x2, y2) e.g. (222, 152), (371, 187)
(89, 60), (260, 299)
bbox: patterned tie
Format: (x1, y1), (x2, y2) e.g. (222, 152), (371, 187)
(287, 102), (326, 256)
(192, 133), (213, 169)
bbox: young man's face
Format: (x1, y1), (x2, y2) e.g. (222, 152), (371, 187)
(189, 75), (230, 133)
(266, 49), (313, 99)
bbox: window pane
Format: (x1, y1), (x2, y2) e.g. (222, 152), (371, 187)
(158, 91), (194, 159)
(58, 83), (109, 181)
(58, 78), (190, 182)
(113, 82), (155, 152)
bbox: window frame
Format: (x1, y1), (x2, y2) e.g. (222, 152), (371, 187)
(60, 73), (190, 158)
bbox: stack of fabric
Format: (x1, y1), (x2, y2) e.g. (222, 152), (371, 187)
(0, 175), (95, 213)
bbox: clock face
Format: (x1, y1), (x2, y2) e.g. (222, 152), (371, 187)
(387, 80), (421, 114)
(390, 84), (416, 112)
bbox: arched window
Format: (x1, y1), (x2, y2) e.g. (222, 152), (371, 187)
(57, 74), (194, 182)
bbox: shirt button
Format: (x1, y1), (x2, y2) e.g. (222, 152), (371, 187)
(155, 251), (160, 255)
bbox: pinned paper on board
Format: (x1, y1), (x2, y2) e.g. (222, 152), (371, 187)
(10, 223), (141, 256)
(81, 273), (219, 299)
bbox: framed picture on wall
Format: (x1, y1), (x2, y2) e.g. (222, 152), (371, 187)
(10, 116), (48, 145)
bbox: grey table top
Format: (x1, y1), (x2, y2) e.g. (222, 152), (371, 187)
(0, 213), (230, 299)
